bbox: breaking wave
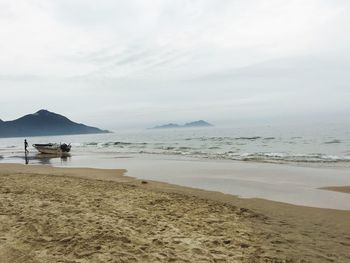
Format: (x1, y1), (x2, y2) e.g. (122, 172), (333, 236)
(225, 152), (350, 163)
(324, 139), (341, 144)
(72, 136), (350, 164)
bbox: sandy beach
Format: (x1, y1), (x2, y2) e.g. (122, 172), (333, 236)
(0, 164), (349, 262)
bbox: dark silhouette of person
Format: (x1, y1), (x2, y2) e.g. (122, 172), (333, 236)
(24, 139), (29, 164)
(24, 139), (29, 153)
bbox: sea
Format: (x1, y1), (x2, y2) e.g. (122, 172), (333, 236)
(0, 123), (350, 167)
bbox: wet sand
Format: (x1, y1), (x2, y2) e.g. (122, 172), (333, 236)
(321, 186), (350, 194)
(0, 164), (349, 262)
(3, 153), (350, 209)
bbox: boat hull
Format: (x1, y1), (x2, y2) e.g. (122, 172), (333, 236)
(33, 143), (71, 155)
(34, 147), (64, 154)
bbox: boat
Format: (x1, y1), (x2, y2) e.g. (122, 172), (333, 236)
(32, 143), (71, 154)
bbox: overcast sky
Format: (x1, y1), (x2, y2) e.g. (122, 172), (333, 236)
(0, 0), (349, 129)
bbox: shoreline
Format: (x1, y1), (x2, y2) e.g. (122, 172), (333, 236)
(2, 162), (350, 211)
(1, 163), (349, 210)
(320, 186), (350, 194)
(1, 163), (350, 262)
(4, 152), (350, 209)
(49, 154), (350, 210)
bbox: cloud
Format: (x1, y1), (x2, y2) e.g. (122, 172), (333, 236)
(0, 0), (349, 128)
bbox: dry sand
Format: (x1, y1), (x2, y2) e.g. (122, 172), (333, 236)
(0, 164), (349, 262)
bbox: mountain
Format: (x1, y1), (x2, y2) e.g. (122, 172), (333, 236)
(152, 120), (213, 129)
(152, 123), (181, 129)
(0, 110), (110, 138)
(183, 120), (213, 128)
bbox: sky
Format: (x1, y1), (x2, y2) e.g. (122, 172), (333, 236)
(0, 0), (349, 130)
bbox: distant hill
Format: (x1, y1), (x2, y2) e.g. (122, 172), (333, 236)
(183, 120), (214, 128)
(152, 123), (181, 129)
(152, 120), (213, 129)
(0, 110), (110, 138)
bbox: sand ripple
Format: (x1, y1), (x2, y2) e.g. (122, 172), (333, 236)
(0, 167), (349, 262)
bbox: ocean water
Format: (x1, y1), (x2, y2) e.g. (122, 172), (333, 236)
(1, 123), (350, 167)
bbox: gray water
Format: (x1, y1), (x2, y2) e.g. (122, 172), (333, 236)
(1, 123), (350, 166)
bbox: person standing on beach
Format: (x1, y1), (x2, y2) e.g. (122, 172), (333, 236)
(24, 139), (29, 153)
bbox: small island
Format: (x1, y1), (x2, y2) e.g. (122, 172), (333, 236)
(152, 120), (214, 129)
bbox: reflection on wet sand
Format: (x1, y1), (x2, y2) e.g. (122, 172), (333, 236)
(36, 153), (71, 165)
(25, 152), (29, 165)
(23, 153), (71, 165)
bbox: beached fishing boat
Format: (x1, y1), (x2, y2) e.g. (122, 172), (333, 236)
(32, 143), (71, 154)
